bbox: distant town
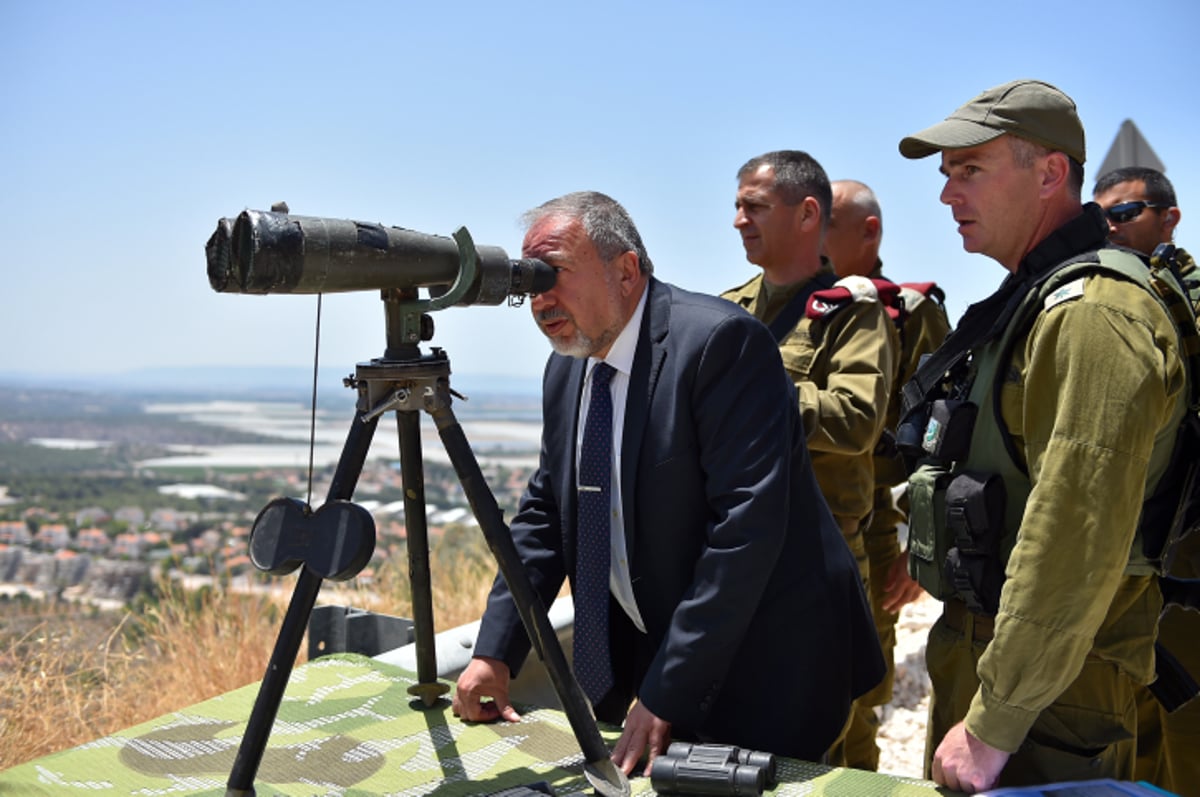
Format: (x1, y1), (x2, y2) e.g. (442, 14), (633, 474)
(0, 380), (542, 609)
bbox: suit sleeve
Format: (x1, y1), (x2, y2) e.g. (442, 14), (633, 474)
(636, 313), (803, 726)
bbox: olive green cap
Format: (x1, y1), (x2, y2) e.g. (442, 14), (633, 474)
(899, 79), (1085, 164)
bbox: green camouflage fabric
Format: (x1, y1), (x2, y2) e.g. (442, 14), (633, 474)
(0, 653), (959, 796)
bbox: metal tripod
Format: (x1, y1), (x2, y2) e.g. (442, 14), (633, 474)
(224, 257), (629, 796)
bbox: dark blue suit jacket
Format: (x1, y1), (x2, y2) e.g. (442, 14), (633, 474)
(475, 278), (884, 760)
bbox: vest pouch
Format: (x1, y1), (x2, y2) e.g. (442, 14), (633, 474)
(922, 399), (978, 462)
(907, 462), (954, 600)
(943, 470), (1006, 615)
(897, 404), (930, 463)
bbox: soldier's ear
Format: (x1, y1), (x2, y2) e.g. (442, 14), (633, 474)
(799, 196), (823, 233)
(1038, 151), (1070, 199)
(1161, 207), (1181, 239)
(864, 216), (881, 246)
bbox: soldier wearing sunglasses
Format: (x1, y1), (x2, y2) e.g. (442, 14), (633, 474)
(1093, 166), (1199, 797)
(1094, 167), (1186, 268)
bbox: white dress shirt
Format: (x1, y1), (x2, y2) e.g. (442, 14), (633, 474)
(576, 284), (648, 633)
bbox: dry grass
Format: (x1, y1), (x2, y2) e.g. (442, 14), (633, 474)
(370, 526), (502, 628)
(0, 530), (501, 771)
(0, 584), (281, 769)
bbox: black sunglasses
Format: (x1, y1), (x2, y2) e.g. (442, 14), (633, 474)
(1104, 200), (1169, 224)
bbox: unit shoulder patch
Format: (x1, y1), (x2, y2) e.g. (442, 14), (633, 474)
(806, 275), (892, 320)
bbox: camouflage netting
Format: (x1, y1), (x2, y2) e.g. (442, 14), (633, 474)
(0, 653), (956, 796)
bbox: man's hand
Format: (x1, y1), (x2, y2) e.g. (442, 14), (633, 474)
(452, 656), (522, 723)
(610, 701), (672, 776)
(881, 551), (925, 614)
(931, 721), (1010, 793)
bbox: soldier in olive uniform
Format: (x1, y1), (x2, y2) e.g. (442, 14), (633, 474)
(1093, 166), (1198, 317)
(1093, 166), (1200, 796)
(898, 80), (1195, 792)
(722, 152), (895, 588)
(721, 151), (895, 767)
(823, 179), (951, 771)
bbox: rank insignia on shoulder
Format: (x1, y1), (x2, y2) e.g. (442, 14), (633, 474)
(1044, 278), (1086, 311)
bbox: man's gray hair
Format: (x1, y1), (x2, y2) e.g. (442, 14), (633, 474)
(1008, 135), (1083, 200)
(738, 150), (832, 231)
(522, 191), (654, 275)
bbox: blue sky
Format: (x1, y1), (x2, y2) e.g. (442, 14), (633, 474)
(3, 1), (1198, 392)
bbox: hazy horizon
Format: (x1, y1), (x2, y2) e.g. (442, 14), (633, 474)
(0, 363), (545, 401)
(5, 2), (1197, 387)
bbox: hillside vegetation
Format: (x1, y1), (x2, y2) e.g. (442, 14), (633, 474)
(0, 532), (498, 770)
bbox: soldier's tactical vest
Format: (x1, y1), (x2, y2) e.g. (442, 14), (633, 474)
(1172, 246), (1199, 320)
(906, 248), (1199, 614)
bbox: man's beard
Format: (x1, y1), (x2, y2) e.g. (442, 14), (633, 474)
(537, 309), (615, 359)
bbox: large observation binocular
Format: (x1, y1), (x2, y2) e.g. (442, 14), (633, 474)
(206, 209), (555, 305)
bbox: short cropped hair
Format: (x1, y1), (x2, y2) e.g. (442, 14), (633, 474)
(1008, 136), (1084, 200)
(738, 150), (832, 230)
(1093, 166), (1177, 207)
(836, 179), (882, 229)
(522, 191), (653, 275)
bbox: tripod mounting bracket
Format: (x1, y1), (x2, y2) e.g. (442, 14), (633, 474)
(354, 351), (459, 422)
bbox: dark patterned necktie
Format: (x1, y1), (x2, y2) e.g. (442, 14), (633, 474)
(574, 361), (615, 705)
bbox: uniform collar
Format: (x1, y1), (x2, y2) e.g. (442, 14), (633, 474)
(1018, 202), (1109, 281)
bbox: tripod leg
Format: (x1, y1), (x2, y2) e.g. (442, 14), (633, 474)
(430, 404), (629, 797)
(226, 410), (380, 797)
(395, 409), (450, 706)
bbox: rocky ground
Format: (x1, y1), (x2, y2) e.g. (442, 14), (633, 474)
(877, 592), (940, 779)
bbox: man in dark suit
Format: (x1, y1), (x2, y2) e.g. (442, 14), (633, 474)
(452, 191), (883, 775)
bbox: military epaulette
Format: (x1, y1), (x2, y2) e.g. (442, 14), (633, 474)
(872, 276), (903, 323)
(1043, 277), (1086, 311)
(806, 276), (898, 320)
(898, 281), (946, 312)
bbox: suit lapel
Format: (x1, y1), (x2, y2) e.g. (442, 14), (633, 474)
(620, 279), (669, 561)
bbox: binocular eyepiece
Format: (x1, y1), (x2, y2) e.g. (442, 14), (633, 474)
(206, 209), (555, 305)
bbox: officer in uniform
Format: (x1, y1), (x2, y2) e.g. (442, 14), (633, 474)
(823, 178), (951, 771)
(1093, 166), (1200, 795)
(722, 151), (896, 598)
(897, 80), (1195, 792)
(1094, 166), (1197, 315)
(721, 152), (895, 768)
